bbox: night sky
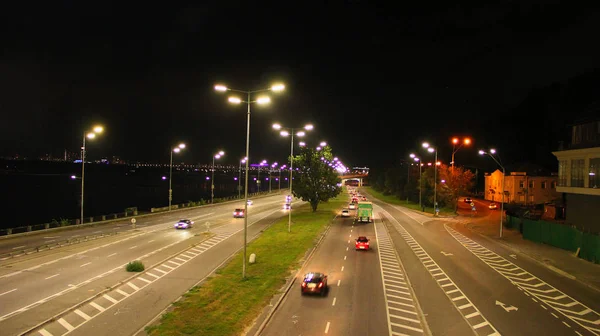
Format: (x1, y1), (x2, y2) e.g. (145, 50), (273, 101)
(1, 2), (599, 171)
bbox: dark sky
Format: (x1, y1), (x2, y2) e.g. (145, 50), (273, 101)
(1, 1), (599, 171)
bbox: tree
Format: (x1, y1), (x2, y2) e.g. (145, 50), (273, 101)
(435, 164), (475, 213)
(291, 145), (342, 212)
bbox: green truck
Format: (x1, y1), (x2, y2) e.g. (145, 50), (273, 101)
(356, 201), (373, 223)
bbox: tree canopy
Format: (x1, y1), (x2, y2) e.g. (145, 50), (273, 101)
(291, 145), (342, 212)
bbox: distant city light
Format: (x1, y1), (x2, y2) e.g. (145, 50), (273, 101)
(71, 175), (77, 179)
(205, 176), (210, 180)
(234, 177), (238, 180)
(161, 176), (166, 180)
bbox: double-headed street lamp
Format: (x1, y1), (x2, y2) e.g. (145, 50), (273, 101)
(273, 123), (313, 233)
(269, 162), (278, 192)
(479, 148), (505, 238)
(80, 125), (104, 225)
(215, 82), (284, 278)
(169, 143), (186, 211)
(257, 160), (267, 192)
(279, 164), (286, 190)
(409, 154), (422, 209)
(451, 137), (472, 172)
(423, 142), (440, 215)
(211, 150), (225, 204)
(238, 157), (247, 199)
(316, 141), (327, 151)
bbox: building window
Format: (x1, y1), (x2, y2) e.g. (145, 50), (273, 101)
(529, 180), (534, 189)
(541, 181), (547, 189)
(571, 159), (584, 187)
(519, 180), (524, 188)
(590, 158), (600, 188)
(551, 181), (556, 188)
(558, 160), (567, 186)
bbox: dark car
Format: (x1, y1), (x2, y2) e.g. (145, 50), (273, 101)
(464, 197), (472, 203)
(233, 208), (245, 218)
(174, 219), (194, 229)
(283, 203), (291, 210)
(301, 272), (328, 296)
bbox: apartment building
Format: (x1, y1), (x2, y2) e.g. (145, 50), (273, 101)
(484, 167), (559, 205)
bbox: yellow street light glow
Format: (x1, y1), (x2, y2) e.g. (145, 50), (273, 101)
(93, 126), (104, 133)
(218, 151), (225, 156)
(299, 141), (306, 146)
(87, 133), (96, 139)
(178, 143), (186, 149)
(320, 141), (327, 147)
(422, 142), (430, 148)
(257, 96), (271, 104)
(304, 124), (314, 130)
(173, 147), (181, 153)
(410, 153), (416, 158)
(464, 138), (471, 145)
(490, 149), (496, 154)
(214, 85), (228, 92)
(215, 154), (221, 159)
(452, 138), (459, 144)
(271, 83), (285, 92)
(280, 130), (290, 136)
(228, 97), (242, 104)
(272, 123), (282, 130)
(296, 131), (306, 137)
(428, 147), (435, 153)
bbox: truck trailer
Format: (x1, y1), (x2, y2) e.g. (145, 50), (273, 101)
(356, 201), (373, 223)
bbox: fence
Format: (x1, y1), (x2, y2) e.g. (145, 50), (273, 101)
(0, 190), (280, 237)
(506, 215), (600, 264)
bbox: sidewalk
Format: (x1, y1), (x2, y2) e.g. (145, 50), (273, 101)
(451, 212), (600, 293)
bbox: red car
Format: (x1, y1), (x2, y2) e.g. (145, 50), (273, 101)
(355, 236), (370, 250)
(233, 208), (245, 218)
(300, 272), (328, 296)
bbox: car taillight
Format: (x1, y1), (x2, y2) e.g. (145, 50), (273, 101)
(301, 282), (306, 287)
(318, 282), (323, 288)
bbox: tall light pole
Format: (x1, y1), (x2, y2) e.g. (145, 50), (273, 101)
(211, 150), (225, 204)
(238, 157), (246, 199)
(479, 148), (505, 238)
(257, 160), (267, 192)
(269, 162), (277, 192)
(410, 154), (422, 209)
(273, 123), (313, 233)
(279, 164), (286, 190)
(169, 143), (186, 211)
(451, 137), (472, 172)
(215, 82), (284, 279)
(423, 142), (440, 215)
(80, 125), (104, 225)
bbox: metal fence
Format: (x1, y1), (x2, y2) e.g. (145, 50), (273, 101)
(0, 190), (282, 237)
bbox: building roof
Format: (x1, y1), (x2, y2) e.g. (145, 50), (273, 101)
(505, 162), (555, 176)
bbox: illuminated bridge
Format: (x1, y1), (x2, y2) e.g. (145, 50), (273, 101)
(339, 173), (368, 187)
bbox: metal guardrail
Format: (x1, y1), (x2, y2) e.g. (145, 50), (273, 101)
(0, 191), (282, 238)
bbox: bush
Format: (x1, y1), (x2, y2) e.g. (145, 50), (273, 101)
(59, 218), (70, 226)
(126, 260), (145, 272)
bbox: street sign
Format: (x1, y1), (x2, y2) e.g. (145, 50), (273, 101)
(470, 202), (475, 207)
(131, 218), (136, 224)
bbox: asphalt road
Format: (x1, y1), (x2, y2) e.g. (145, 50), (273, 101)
(0, 193), (297, 336)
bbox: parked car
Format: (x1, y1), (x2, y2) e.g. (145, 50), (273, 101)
(355, 236), (370, 250)
(174, 219), (194, 229)
(489, 202), (498, 210)
(233, 208), (245, 218)
(300, 272), (328, 296)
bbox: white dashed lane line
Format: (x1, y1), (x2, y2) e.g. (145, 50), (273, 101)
(374, 217), (424, 336)
(445, 224), (600, 336)
(377, 207), (500, 336)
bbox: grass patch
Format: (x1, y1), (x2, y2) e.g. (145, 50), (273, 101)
(146, 192), (348, 336)
(126, 260), (145, 272)
(362, 187), (455, 216)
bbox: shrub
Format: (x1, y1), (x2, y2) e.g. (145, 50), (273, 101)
(59, 218), (70, 226)
(126, 260), (145, 272)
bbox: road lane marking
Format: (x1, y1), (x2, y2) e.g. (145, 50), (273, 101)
(337, 280), (341, 286)
(129, 245), (138, 249)
(57, 318), (75, 331)
(374, 217), (425, 335)
(341, 266), (344, 272)
(378, 207), (498, 336)
(0, 288), (17, 296)
(107, 253), (116, 257)
(332, 297), (337, 306)
(38, 329), (53, 336)
(445, 224), (600, 335)
(344, 256), (346, 260)
(325, 321), (330, 333)
(45, 274), (59, 280)
(74, 309), (91, 321)
(10, 208), (279, 330)
(12, 245), (26, 249)
(346, 247), (349, 251)
(79, 262), (91, 267)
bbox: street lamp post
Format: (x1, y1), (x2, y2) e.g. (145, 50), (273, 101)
(410, 154), (422, 209)
(257, 160), (267, 192)
(479, 149), (505, 238)
(169, 143), (186, 211)
(80, 125), (104, 225)
(269, 162), (277, 193)
(215, 82), (284, 279)
(211, 150), (225, 204)
(423, 142), (439, 215)
(279, 165), (285, 190)
(238, 157), (246, 199)
(273, 123), (313, 233)
(451, 137), (472, 172)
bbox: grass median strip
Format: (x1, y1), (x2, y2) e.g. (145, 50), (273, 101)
(363, 186), (454, 216)
(146, 194), (347, 336)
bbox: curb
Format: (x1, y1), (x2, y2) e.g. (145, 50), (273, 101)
(0, 191), (283, 241)
(450, 218), (600, 294)
(250, 214), (339, 336)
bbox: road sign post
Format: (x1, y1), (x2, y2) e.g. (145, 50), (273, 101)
(131, 218), (136, 229)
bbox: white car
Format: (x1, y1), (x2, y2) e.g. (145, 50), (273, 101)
(348, 203), (356, 210)
(341, 209), (350, 217)
(247, 199), (253, 206)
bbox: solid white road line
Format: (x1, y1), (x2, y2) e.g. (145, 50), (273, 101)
(45, 274), (59, 280)
(0, 288), (17, 296)
(325, 321), (331, 333)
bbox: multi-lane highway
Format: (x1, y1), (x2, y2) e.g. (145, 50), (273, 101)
(258, 189), (600, 336)
(0, 193), (299, 336)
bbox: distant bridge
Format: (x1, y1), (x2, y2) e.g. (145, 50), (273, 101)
(339, 173), (368, 187)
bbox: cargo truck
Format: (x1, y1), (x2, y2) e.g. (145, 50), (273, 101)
(356, 202), (373, 223)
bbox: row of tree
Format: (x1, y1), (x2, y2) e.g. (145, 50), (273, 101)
(290, 145), (343, 211)
(370, 163), (475, 212)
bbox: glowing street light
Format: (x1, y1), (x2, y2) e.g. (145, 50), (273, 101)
(211, 150), (225, 204)
(422, 142), (439, 215)
(169, 143), (186, 211)
(479, 148), (505, 238)
(80, 125), (105, 225)
(451, 137), (472, 171)
(215, 82), (285, 279)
